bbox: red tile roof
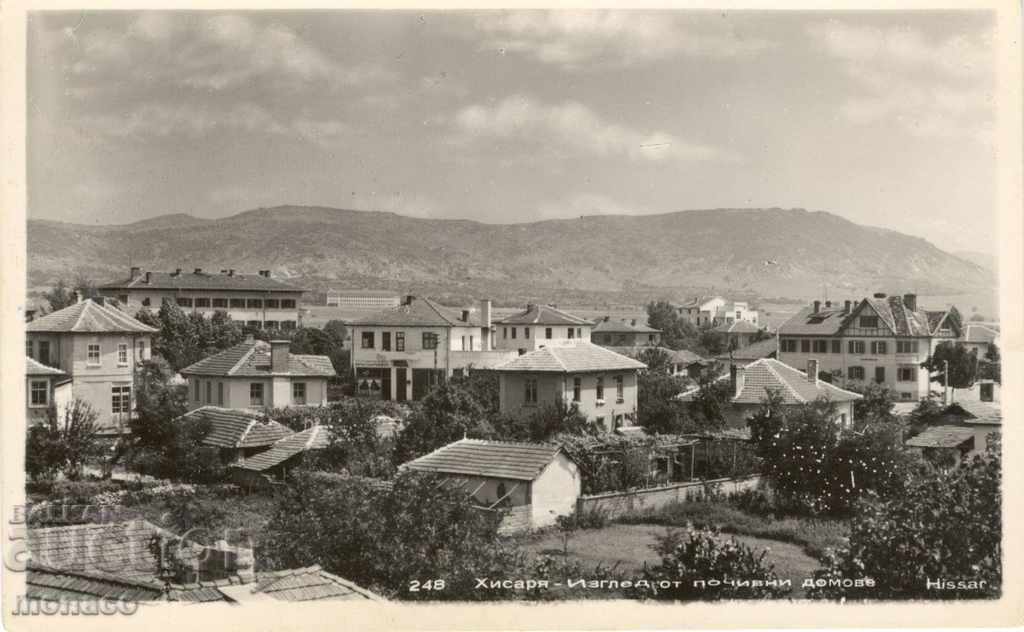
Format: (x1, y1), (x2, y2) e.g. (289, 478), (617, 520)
(26, 356), (67, 377)
(180, 340), (336, 378)
(99, 270), (304, 293)
(236, 425), (330, 472)
(351, 296), (479, 327)
(25, 301), (158, 334)
(497, 304), (592, 326)
(494, 342), (646, 373)
(180, 406), (294, 448)
(403, 438), (571, 481)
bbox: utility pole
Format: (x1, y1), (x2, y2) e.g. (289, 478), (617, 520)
(944, 359), (950, 405)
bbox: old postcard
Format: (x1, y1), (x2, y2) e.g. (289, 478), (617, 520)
(1, 0), (1021, 629)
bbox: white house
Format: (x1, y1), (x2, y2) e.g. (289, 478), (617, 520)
(493, 304), (594, 353)
(678, 296), (759, 328)
(401, 438), (582, 530)
(25, 357), (72, 426)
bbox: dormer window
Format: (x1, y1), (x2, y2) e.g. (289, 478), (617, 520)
(859, 315), (879, 328)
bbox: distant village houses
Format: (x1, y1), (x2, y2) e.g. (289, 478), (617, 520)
(591, 317), (661, 348)
(677, 296), (759, 328)
(98, 267), (305, 330)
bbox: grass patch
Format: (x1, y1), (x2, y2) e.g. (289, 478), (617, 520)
(617, 500), (849, 561)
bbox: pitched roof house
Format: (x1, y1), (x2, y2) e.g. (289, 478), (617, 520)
(180, 339), (335, 410)
(494, 303), (594, 352)
(233, 424), (331, 486)
(591, 317), (661, 348)
(402, 438), (582, 531)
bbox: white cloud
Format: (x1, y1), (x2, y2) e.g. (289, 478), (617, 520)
(808, 20), (994, 144)
(472, 11), (775, 69)
(451, 95), (725, 162)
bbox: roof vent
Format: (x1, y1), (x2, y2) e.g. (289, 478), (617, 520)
(873, 292), (887, 299)
(145, 271), (152, 284)
(130, 266), (141, 281)
(259, 270), (271, 278)
(813, 300), (821, 314)
(228, 269), (235, 276)
(173, 268), (182, 276)
(461, 309), (471, 322)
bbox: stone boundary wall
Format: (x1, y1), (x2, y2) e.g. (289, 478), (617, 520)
(575, 476), (764, 519)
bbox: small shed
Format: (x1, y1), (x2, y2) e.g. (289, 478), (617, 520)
(232, 425), (331, 487)
(905, 425), (977, 463)
(179, 406), (294, 464)
(401, 439), (582, 530)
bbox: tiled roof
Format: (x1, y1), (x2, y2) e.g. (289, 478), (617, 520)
(668, 349), (709, 365)
(351, 296), (477, 327)
(180, 340), (336, 377)
(252, 566), (382, 601)
(237, 425), (330, 472)
(592, 318), (660, 334)
(496, 304), (592, 326)
(180, 406), (294, 448)
(679, 358), (861, 405)
(716, 337), (777, 362)
(494, 342), (646, 373)
(776, 304), (849, 336)
(712, 320), (761, 334)
(946, 400), (1002, 426)
(778, 296), (953, 338)
(99, 270), (305, 293)
(25, 300), (158, 334)
(26, 356), (67, 377)
(905, 425), (977, 448)
(403, 438), (568, 481)
(26, 565), (167, 603)
(965, 324), (1000, 344)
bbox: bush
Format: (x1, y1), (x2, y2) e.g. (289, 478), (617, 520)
(555, 507), (609, 532)
(26, 400), (102, 481)
(641, 525), (787, 600)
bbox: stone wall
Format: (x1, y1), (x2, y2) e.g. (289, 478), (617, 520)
(496, 505), (532, 535)
(575, 476), (764, 519)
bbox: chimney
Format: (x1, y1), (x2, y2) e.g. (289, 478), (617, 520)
(729, 364), (745, 398)
(130, 266), (141, 281)
(228, 269), (235, 276)
(844, 299), (852, 314)
(813, 300), (821, 314)
(404, 295), (415, 306)
(75, 290), (83, 304)
(873, 292), (887, 299)
(807, 359), (819, 384)
(270, 340), (290, 373)
(825, 300), (832, 308)
(220, 269), (228, 274)
(461, 309), (471, 322)
(903, 293), (917, 311)
(259, 270), (270, 278)
(145, 271), (152, 284)
(630, 319), (637, 326)
(194, 268), (203, 274)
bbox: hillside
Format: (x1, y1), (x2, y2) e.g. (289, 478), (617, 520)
(27, 206), (994, 304)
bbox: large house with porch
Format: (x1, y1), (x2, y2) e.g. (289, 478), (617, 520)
(25, 299), (157, 434)
(349, 296), (515, 401)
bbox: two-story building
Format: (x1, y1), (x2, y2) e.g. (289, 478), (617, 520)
(350, 296), (516, 401)
(493, 304), (593, 354)
(591, 317), (661, 348)
(677, 296), (759, 328)
(325, 289), (400, 310)
(98, 267), (305, 330)
(493, 342), (646, 433)
(712, 320), (765, 350)
(25, 356), (72, 426)
(776, 293), (962, 401)
(26, 299), (157, 434)
(179, 338), (336, 411)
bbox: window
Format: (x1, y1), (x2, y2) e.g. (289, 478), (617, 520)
(874, 367), (886, 383)
(247, 299), (262, 309)
(576, 327), (582, 339)
(897, 366), (916, 382)
(382, 332), (391, 351)
(848, 340), (866, 354)
(250, 383), (264, 406)
(217, 382), (224, 406)
(870, 341), (888, 355)
(213, 298), (228, 308)
(118, 294), (129, 304)
(503, 327), (508, 339)
(281, 299), (296, 309)
(205, 381), (212, 403)
(293, 382), (307, 405)
(194, 379), (201, 401)
(29, 380), (48, 407)
(161, 297), (171, 306)
(900, 392), (914, 400)
(511, 327), (517, 340)
(572, 377), (581, 402)
(25, 340), (33, 359)
(265, 299), (280, 309)
(117, 343), (129, 366)
(780, 339), (797, 353)
(423, 332), (439, 350)
(813, 340), (828, 353)
(396, 332), (405, 352)
(177, 297), (193, 307)
(545, 327), (552, 339)
(230, 298), (246, 308)
(111, 385), (131, 414)
(524, 379), (538, 405)
(470, 335), (474, 350)
(848, 366), (865, 380)
(361, 332), (375, 349)
(265, 321), (279, 329)
(461, 335), (467, 351)
(87, 344), (101, 366)
(896, 340), (920, 354)
(137, 340), (146, 360)
(615, 375), (624, 403)
(596, 377), (605, 402)
(524, 328), (530, 339)
(568, 328), (575, 339)
(830, 340), (841, 354)
(281, 320), (297, 331)
(141, 298), (151, 307)
(859, 315), (879, 328)
(195, 297), (211, 308)
(800, 339), (811, 353)
(980, 383), (994, 402)
(246, 320), (260, 328)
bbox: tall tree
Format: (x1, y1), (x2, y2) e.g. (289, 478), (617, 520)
(637, 371), (689, 435)
(26, 399), (101, 481)
(921, 341), (979, 401)
(978, 343), (1001, 384)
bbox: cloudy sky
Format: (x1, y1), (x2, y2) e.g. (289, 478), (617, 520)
(28, 10), (995, 253)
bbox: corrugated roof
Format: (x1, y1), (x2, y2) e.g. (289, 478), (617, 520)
(180, 340), (336, 378)
(497, 304), (592, 326)
(252, 566), (382, 601)
(99, 270), (305, 293)
(26, 356), (67, 377)
(25, 300), (158, 334)
(350, 296), (477, 327)
(905, 425), (976, 448)
(403, 438), (567, 481)
(236, 425), (330, 472)
(592, 318), (660, 334)
(494, 342), (646, 373)
(180, 406), (294, 448)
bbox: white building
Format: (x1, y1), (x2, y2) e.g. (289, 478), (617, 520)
(677, 296), (759, 328)
(325, 289), (400, 309)
(493, 304), (594, 353)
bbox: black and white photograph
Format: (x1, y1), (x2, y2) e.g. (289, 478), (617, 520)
(3, 2), (1022, 627)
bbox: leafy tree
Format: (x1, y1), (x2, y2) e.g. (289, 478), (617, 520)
(978, 343), (1001, 384)
(645, 300), (702, 352)
(393, 381), (494, 463)
(642, 526), (786, 600)
(42, 279), (76, 312)
(637, 346), (673, 374)
(811, 440), (1000, 600)
(491, 400), (598, 442)
(25, 399), (101, 481)
(921, 341), (979, 400)
(637, 371), (689, 434)
(259, 471), (528, 600)
(849, 381), (897, 423)
(686, 363), (731, 431)
(905, 395), (947, 439)
(137, 304), (245, 371)
(449, 370), (500, 414)
(698, 328), (727, 356)
(130, 357), (189, 450)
